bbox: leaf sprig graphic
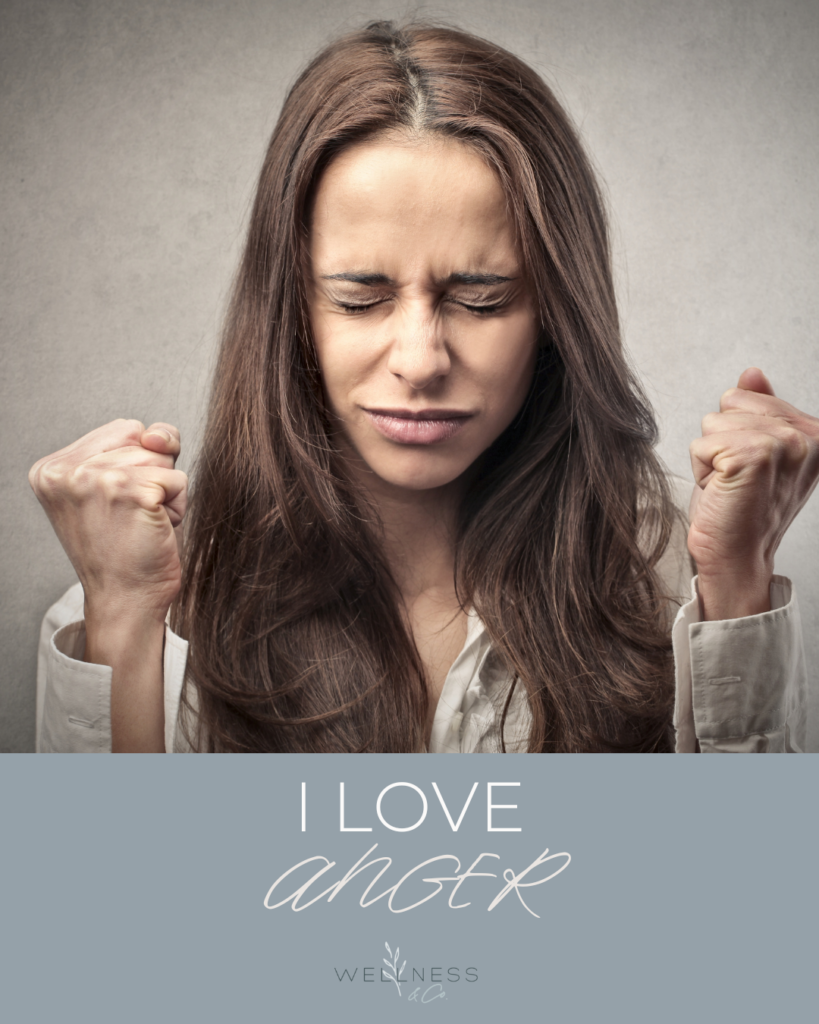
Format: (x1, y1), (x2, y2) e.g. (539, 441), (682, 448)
(383, 942), (406, 997)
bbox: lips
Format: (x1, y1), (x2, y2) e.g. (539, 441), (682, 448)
(364, 408), (473, 445)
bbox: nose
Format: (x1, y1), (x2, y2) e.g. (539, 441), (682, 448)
(385, 304), (451, 390)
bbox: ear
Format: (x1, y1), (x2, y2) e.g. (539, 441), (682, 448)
(737, 366), (776, 397)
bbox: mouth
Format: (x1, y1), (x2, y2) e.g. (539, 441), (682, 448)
(363, 408), (474, 445)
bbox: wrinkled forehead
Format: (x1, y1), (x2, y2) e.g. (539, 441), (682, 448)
(307, 135), (521, 279)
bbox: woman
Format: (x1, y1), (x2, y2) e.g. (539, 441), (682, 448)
(31, 21), (817, 753)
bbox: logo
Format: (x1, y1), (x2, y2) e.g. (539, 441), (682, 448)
(332, 941), (479, 1005)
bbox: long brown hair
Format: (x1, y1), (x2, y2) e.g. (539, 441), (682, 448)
(173, 20), (679, 752)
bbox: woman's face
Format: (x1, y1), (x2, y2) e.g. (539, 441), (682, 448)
(306, 135), (539, 495)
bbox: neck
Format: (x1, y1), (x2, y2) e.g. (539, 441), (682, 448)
(344, 458), (468, 606)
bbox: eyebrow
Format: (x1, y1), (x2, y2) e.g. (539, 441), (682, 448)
(320, 272), (518, 287)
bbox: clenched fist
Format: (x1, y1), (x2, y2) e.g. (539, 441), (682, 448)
(688, 368), (819, 620)
(29, 419), (188, 624)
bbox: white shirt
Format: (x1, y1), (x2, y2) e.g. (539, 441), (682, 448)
(35, 479), (809, 754)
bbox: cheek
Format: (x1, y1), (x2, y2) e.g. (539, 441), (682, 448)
(314, 347), (345, 410)
(314, 337), (383, 424)
(476, 327), (539, 416)
(312, 321), (360, 409)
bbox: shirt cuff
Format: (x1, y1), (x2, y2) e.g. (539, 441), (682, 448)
(39, 618), (189, 754)
(672, 575), (808, 752)
(39, 621), (113, 753)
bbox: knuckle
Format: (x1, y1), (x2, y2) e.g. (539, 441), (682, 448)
(700, 412), (719, 434)
(98, 467), (131, 498)
(66, 462), (96, 496)
(779, 426), (808, 459)
(37, 458), (69, 497)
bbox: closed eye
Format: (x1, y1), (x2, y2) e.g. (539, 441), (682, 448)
(335, 298), (508, 316)
(337, 301), (381, 314)
(454, 301), (506, 316)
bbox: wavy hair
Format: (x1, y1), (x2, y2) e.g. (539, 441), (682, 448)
(172, 20), (680, 752)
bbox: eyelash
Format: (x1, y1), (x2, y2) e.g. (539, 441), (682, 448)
(337, 300), (505, 316)
(463, 303), (503, 316)
(337, 303), (379, 315)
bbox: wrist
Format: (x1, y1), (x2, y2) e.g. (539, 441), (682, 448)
(83, 600), (168, 667)
(695, 570), (773, 621)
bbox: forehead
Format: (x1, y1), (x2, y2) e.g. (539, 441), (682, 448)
(308, 135), (519, 275)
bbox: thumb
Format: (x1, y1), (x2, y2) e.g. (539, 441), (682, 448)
(140, 423), (181, 458)
(737, 366), (775, 397)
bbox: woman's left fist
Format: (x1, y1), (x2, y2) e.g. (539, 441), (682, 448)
(688, 367), (819, 620)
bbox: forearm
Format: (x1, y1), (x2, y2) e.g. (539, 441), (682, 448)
(84, 604), (166, 752)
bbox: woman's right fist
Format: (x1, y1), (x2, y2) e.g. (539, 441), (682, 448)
(29, 419), (188, 623)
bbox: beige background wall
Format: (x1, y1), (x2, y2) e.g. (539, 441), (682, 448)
(2, 0), (817, 750)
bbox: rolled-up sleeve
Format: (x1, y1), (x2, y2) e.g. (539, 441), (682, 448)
(672, 575), (808, 752)
(39, 619), (113, 753)
(36, 582), (190, 753)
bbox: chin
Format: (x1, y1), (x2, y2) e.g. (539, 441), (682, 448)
(366, 450), (475, 492)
